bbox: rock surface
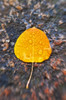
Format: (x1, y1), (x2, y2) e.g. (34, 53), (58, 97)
(0, 0), (66, 100)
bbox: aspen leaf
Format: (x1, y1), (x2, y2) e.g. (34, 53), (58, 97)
(14, 27), (52, 63)
(14, 27), (52, 89)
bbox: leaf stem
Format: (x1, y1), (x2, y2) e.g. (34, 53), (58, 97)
(26, 62), (34, 89)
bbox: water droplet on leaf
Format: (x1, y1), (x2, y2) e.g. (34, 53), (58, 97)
(38, 49), (42, 55)
(29, 39), (32, 44)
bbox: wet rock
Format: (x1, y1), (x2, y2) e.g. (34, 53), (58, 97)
(2, 42), (9, 51)
(59, 20), (63, 25)
(0, 0), (66, 100)
(26, 24), (32, 29)
(0, 67), (6, 71)
(16, 5), (22, 10)
(56, 72), (63, 78)
(62, 69), (66, 75)
(22, 93), (27, 99)
(39, 92), (45, 100)
(14, 75), (19, 80)
(50, 58), (61, 70)
(2, 38), (6, 42)
(8, 60), (15, 67)
(31, 89), (37, 100)
(9, 0), (19, 6)
(11, 42), (15, 46)
(4, 0), (9, 6)
(59, 34), (64, 39)
(54, 40), (63, 45)
(34, 2), (40, 9)
(44, 88), (50, 94)
(44, 71), (51, 80)
(62, 93), (66, 100)
(2, 88), (11, 96)
(6, 39), (10, 43)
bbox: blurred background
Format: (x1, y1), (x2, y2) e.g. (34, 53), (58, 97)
(0, 0), (66, 100)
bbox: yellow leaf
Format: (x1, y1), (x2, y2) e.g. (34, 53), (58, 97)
(14, 27), (52, 63)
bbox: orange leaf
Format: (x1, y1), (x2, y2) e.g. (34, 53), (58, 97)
(14, 27), (52, 63)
